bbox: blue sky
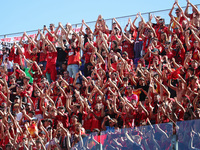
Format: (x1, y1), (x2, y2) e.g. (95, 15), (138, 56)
(0, 0), (199, 37)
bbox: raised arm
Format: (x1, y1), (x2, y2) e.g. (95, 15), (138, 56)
(47, 38), (57, 52)
(33, 61), (43, 75)
(185, 30), (192, 50)
(54, 23), (60, 37)
(121, 32), (133, 44)
(132, 14), (139, 30)
(139, 101), (149, 116)
(189, 1), (200, 15)
(139, 12), (146, 24)
(44, 26), (54, 37)
(176, 2), (184, 15)
(19, 32), (25, 46)
(113, 18), (122, 31)
(184, 0), (191, 18)
(169, 2), (177, 17)
(191, 29), (200, 43)
(171, 15), (184, 33)
(82, 19), (93, 34)
(154, 77), (170, 98)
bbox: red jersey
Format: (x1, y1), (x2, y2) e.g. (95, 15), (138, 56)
(9, 47), (24, 65)
(156, 26), (169, 41)
(0, 92), (6, 106)
(125, 58), (133, 69)
(68, 47), (80, 65)
(32, 73), (42, 84)
(46, 31), (55, 42)
(143, 37), (152, 53)
(82, 111), (92, 130)
(54, 113), (69, 128)
(133, 111), (147, 126)
(84, 42), (97, 63)
(29, 53), (38, 62)
(189, 47), (200, 61)
(39, 50), (47, 62)
(23, 43), (35, 59)
(24, 84), (33, 97)
(111, 62), (118, 72)
(91, 111), (101, 131)
(172, 47), (185, 65)
(64, 77), (74, 85)
(46, 51), (57, 67)
(110, 35), (121, 49)
(122, 40), (134, 59)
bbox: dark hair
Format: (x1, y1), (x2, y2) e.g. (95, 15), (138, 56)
(112, 40), (118, 50)
(6, 144), (12, 148)
(9, 74), (16, 79)
(28, 111), (35, 115)
(123, 77), (128, 82)
(188, 67), (194, 74)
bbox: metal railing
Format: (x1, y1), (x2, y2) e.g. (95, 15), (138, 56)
(0, 4), (199, 41)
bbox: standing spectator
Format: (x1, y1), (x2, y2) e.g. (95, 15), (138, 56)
(66, 32), (81, 80)
(43, 37), (58, 82)
(44, 23), (56, 43)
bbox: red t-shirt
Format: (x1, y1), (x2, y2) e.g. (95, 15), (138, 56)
(54, 113), (69, 128)
(172, 47), (185, 65)
(125, 58), (133, 69)
(46, 51), (57, 67)
(111, 62), (118, 72)
(156, 26), (169, 41)
(84, 42), (97, 63)
(23, 43), (35, 59)
(23, 84), (33, 97)
(143, 37), (152, 53)
(110, 35), (121, 49)
(122, 40), (134, 59)
(29, 53), (38, 62)
(46, 31), (55, 42)
(9, 47), (24, 65)
(32, 73), (42, 84)
(189, 47), (200, 61)
(91, 111), (102, 131)
(68, 47), (80, 65)
(133, 111), (147, 126)
(82, 111), (92, 130)
(39, 50), (47, 62)
(166, 51), (174, 60)
(64, 77), (74, 85)
(0, 92), (7, 106)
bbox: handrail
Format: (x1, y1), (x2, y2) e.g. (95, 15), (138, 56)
(0, 4), (199, 38)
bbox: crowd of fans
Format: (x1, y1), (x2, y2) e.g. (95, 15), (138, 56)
(0, 0), (200, 149)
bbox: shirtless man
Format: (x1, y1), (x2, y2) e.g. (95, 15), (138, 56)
(185, 0), (200, 28)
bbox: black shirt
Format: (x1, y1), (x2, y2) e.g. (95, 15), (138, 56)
(56, 47), (67, 62)
(136, 82), (149, 101)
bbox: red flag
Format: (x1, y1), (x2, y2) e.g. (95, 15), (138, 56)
(167, 66), (182, 80)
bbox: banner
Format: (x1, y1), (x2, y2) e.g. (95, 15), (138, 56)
(0, 27), (81, 48)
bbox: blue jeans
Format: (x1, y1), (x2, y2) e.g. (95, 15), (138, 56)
(67, 64), (79, 82)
